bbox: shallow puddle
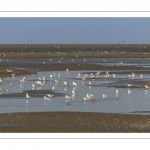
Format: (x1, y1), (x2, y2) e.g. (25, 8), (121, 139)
(0, 69), (150, 114)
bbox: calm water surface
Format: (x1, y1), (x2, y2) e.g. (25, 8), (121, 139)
(0, 68), (150, 114)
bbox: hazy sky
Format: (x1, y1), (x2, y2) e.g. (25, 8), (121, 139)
(0, 18), (150, 44)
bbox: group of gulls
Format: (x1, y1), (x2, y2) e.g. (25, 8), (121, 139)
(22, 68), (149, 103)
(0, 52), (150, 101)
(0, 64), (149, 104)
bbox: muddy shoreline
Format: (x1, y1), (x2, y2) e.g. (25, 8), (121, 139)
(0, 44), (150, 50)
(0, 111), (150, 133)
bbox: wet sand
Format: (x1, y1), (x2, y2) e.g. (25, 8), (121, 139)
(1, 44), (150, 132)
(2, 52), (150, 59)
(0, 111), (150, 133)
(2, 62), (150, 71)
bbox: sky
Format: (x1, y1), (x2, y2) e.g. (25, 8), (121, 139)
(0, 18), (150, 44)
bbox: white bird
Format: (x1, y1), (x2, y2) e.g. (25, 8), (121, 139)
(44, 96), (51, 101)
(88, 81), (93, 85)
(83, 96), (91, 101)
(103, 94), (108, 98)
(116, 88), (119, 94)
(23, 76), (27, 81)
(66, 68), (69, 72)
(84, 74), (88, 78)
(58, 74), (61, 78)
(86, 93), (94, 100)
(128, 75), (131, 78)
(88, 93), (95, 99)
(7, 69), (13, 72)
(35, 81), (43, 86)
(96, 71), (100, 76)
(0, 77), (2, 83)
(7, 81), (13, 86)
(20, 83), (24, 89)
(118, 61), (123, 64)
(4, 87), (9, 92)
(72, 81), (77, 87)
(43, 76), (46, 81)
(55, 79), (59, 83)
(127, 84), (133, 87)
(82, 77), (86, 80)
(20, 79), (24, 83)
(51, 86), (55, 90)
(145, 85), (149, 90)
(128, 88), (132, 94)
(72, 89), (76, 95)
(65, 95), (72, 99)
(140, 74), (143, 79)
(32, 84), (35, 88)
(77, 73), (82, 79)
(113, 74), (117, 78)
(50, 74), (53, 78)
(47, 94), (54, 98)
(90, 73), (95, 78)
(11, 74), (15, 77)
(26, 93), (31, 99)
(131, 73), (136, 77)
(64, 81), (69, 86)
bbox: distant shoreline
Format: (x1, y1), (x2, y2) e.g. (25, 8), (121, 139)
(0, 44), (150, 51)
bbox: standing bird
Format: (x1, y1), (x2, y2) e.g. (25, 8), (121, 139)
(58, 74), (61, 78)
(65, 95), (72, 100)
(50, 74), (53, 78)
(83, 96), (91, 101)
(44, 96), (51, 101)
(43, 76), (46, 81)
(63, 81), (69, 86)
(4, 87), (9, 92)
(113, 74), (117, 78)
(26, 93), (31, 99)
(8, 81), (13, 87)
(127, 84), (133, 88)
(47, 94), (54, 98)
(116, 88), (119, 94)
(140, 74), (143, 79)
(35, 81), (44, 86)
(86, 93), (95, 100)
(103, 94), (108, 98)
(51, 86), (55, 91)
(72, 81), (77, 87)
(145, 85), (149, 90)
(32, 84), (36, 88)
(128, 88), (132, 94)
(55, 79), (59, 83)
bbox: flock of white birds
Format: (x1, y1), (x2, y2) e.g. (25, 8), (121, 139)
(0, 65), (149, 104)
(19, 67), (149, 104)
(0, 49), (149, 105)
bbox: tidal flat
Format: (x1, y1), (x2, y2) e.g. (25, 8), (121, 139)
(0, 44), (150, 133)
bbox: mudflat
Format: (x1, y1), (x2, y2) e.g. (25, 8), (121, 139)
(0, 44), (150, 133)
(0, 111), (150, 133)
